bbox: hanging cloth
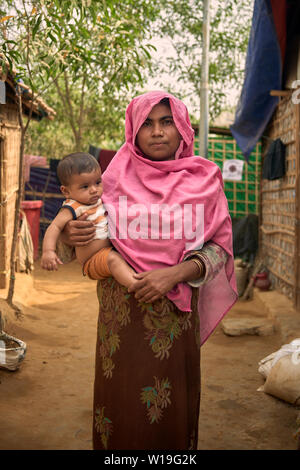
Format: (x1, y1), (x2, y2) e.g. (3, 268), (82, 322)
(262, 138), (286, 180)
(18, 210), (34, 273)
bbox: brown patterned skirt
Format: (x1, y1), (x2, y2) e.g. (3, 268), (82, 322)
(93, 278), (200, 450)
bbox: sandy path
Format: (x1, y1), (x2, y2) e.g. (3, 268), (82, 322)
(0, 260), (299, 450)
(0, 261), (98, 450)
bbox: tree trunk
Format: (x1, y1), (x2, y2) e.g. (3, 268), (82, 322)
(6, 132), (25, 316)
(74, 131), (83, 152)
(6, 94), (31, 317)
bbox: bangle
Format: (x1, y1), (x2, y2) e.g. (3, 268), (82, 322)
(190, 257), (204, 277)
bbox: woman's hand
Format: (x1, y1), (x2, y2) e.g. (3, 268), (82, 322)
(128, 266), (181, 303)
(61, 213), (96, 246)
(127, 259), (203, 304)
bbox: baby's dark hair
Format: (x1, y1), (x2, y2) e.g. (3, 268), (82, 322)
(57, 152), (100, 186)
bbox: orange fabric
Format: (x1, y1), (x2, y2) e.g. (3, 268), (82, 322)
(93, 215), (106, 224)
(86, 206), (99, 216)
(65, 199), (82, 210)
(83, 247), (113, 280)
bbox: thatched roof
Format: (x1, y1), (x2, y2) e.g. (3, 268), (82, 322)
(0, 61), (56, 121)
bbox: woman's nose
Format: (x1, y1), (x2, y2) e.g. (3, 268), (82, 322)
(152, 123), (163, 136)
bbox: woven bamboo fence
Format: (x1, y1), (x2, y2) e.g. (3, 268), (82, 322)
(0, 103), (21, 289)
(194, 134), (261, 218)
(260, 94), (300, 307)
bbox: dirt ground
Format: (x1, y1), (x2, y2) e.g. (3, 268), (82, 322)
(0, 260), (299, 450)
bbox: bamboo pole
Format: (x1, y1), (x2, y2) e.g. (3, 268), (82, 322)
(6, 90), (33, 317)
(199, 0), (210, 159)
(295, 102), (300, 309)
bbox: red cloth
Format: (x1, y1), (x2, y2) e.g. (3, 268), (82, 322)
(23, 154), (48, 182)
(270, 0), (287, 66)
(98, 149), (117, 173)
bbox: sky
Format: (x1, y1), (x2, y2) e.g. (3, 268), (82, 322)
(142, 1), (254, 123)
(143, 36), (241, 125)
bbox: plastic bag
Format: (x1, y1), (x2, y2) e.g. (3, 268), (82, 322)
(258, 339), (300, 405)
(0, 332), (26, 371)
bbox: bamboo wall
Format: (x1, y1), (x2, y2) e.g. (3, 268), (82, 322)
(261, 95), (300, 308)
(0, 103), (21, 289)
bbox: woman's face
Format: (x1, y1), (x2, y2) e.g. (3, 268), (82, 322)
(136, 103), (182, 161)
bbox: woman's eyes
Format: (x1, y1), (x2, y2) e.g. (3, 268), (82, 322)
(142, 119), (174, 127)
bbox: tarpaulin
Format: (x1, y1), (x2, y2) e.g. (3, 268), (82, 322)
(230, 0), (287, 160)
(25, 167), (64, 242)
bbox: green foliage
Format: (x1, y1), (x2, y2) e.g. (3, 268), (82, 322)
(1, 0), (158, 90)
(0, 0), (160, 154)
(151, 0), (253, 121)
(0, 0), (254, 152)
(25, 86), (131, 158)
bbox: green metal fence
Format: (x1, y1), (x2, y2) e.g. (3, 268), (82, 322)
(194, 135), (261, 218)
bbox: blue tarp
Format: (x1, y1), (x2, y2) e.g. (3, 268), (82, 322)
(25, 167), (64, 241)
(230, 0), (282, 160)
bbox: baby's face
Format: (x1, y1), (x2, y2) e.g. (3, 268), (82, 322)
(63, 168), (103, 205)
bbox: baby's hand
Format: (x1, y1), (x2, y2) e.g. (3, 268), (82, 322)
(41, 251), (63, 271)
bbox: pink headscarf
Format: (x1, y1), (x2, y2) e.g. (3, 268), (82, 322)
(102, 91), (237, 345)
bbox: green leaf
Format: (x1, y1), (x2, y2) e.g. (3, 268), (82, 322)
(32, 15), (42, 39)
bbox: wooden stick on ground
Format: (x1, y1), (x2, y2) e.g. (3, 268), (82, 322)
(241, 259), (264, 301)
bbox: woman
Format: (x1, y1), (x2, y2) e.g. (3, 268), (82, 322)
(63, 91), (237, 450)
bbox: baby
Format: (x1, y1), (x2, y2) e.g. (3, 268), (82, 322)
(41, 152), (135, 288)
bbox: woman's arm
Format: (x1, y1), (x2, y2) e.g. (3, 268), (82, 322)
(183, 242), (228, 287)
(55, 213), (96, 264)
(128, 242), (229, 304)
(57, 214), (96, 263)
(128, 257), (205, 304)
(60, 212), (96, 246)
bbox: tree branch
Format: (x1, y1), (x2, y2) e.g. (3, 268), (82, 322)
(77, 75), (86, 149)
(64, 70), (80, 147)
(53, 73), (77, 143)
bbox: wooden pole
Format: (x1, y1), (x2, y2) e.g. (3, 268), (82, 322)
(6, 93), (25, 317)
(6, 88), (33, 317)
(295, 101), (300, 309)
